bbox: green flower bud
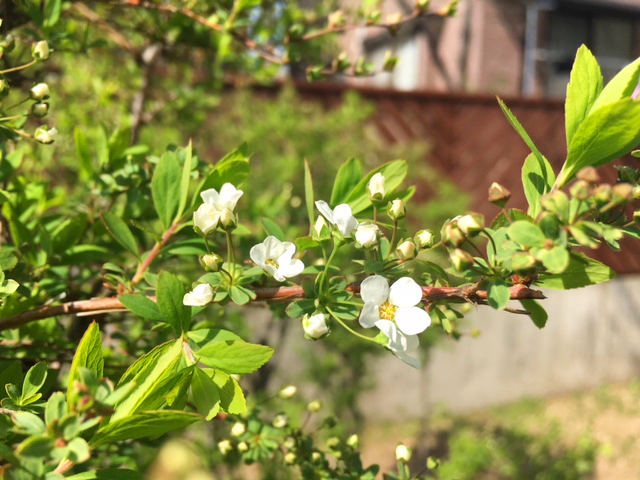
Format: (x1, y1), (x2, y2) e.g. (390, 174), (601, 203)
(488, 182), (511, 207)
(237, 441), (249, 452)
(273, 414), (288, 428)
(283, 436), (296, 449)
(312, 215), (331, 241)
(611, 183), (634, 205)
(577, 166), (600, 183)
(30, 83), (49, 100)
(32, 40), (50, 61)
(450, 248), (474, 271)
(218, 440), (233, 455)
(347, 434), (359, 448)
(284, 452), (296, 464)
(326, 437), (340, 450)
(231, 422), (246, 437)
(34, 125), (57, 144)
(387, 198), (406, 220)
(201, 253), (223, 272)
(456, 213), (484, 236)
(441, 220), (465, 247)
(414, 229), (434, 249)
(569, 180), (590, 200)
(31, 102), (49, 118)
(307, 400), (322, 412)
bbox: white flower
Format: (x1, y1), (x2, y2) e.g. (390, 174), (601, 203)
(193, 183), (243, 235)
(359, 275), (431, 368)
(183, 283), (214, 306)
(354, 224), (379, 248)
(250, 236), (304, 282)
(218, 439), (233, 455)
(315, 200), (358, 237)
(32, 41), (49, 61)
(273, 414), (288, 428)
(302, 312), (329, 339)
(30, 83), (49, 100)
(368, 172), (386, 200)
(34, 126), (57, 144)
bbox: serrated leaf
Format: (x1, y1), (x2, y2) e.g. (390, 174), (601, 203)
(187, 328), (245, 349)
(537, 252), (615, 290)
(68, 322), (103, 407)
(590, 56), (640, 113)
(330, 158), (363, 206)
(210, 370), (246, 415)
(102, 212), (140, 258)
(156, 271), (190, 334)
(90, 411), (200, 448)
(119, 295), (163, 322)
(152, 151), (182, 229)
(196, 341), (274, 374)
(520, 299), (548, 329)
(521, 153), (556, 218)
(16, 435), (53, 457)
(192, 368), (220, 420)
(507, 221), (545, 247)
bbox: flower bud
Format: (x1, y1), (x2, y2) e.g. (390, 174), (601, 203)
(456, 213), (484, 236)
(278, 385), (297, 399)
(354, 224), (379, 249)
(311, 451), (322, 462)
(328, 10), (345, 28)
(307, 400), (322, 412)
(237, 441), (249, 452)
(34, 126), (57, 144)
(612, 183), (634, 205)
(441, 219), (465, 247)
(201, 253), (223, 272)
(387, 198), (406, 220)
(395, 240), (416, 261)
(577, 166), (600, 183)
(450, 248), (474, 271)
(326, 437), (340, 450)
(368, 172), (386, 201)
(312, 215), (331, 241)
(346, 434), (359, 448)
(220, 208), (236, 229)
(218, 440), (233, 455)
(31, 102), (49, 118)
(231, 422), (246, 437)
(0, 79), (10, 98)
(414, 229), (434, 249)
(592, 184), (612, 205)
(183, 283), (214, 307)
(273, 414), (288, 428)
(395, 443), (412, 462)
(283, 436), (296, 449)
(284, 452), (296, 464)
(30, 83), (49, 100)
(32, 40), (50, 61)
(302, 312), (329, 339)
(569, 180), (590, 200)
(488, 182), (511, 207)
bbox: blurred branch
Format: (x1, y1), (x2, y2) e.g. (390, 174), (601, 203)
(72, 2), (137, 52)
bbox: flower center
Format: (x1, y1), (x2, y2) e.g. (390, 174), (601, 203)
(265, 259), (279, 269)
(379, 302), (398, 321)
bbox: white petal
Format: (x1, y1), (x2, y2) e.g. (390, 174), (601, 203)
(359, 301), (381, 328)
(315, 200), (334, 224)
(277, 259), (304, 279)
(193, 204), (220, 234)
(200, 188), (220, 205)
(263, 236), (285, 258)
(333, 204), (358, 235)
(277, 242), (297, 262)
(265, 264), (284, 281)
(389, 277), (423, 308)
(360, 275), (389, 304)
(250, 243), (267, 265)
(219, 183), (243, 210)
(395, 307), (431, 335)
(375, 319), (398, 341)
(394, 351), (421, 369)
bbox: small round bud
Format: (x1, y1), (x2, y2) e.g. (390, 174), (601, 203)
(34, 126), (57, 144)
(328, 10), (345, 28)
(273, 414), (288, 428)
(284, 452), (296, 464)
(395, 443), (412, 462)
(368, 172), (386, 201)
(355, 223), (380, 249)
(307, 400), (322, 412)
(278, 385), (297, 399)
(414, 229), (434, 249)
(30, 83), (49, 101)
(311, 451), (323, 462)
(218, 440), (233, 455)
(230, 422), (246, 437)
(326, 437), (340, 450)
(441, 219), (465, 247)
(387, 198), (406, 220)
(488, 182), (511, 207)
(569, 180), (590, 200)
(450, 248), (474, 271)
(346, 434), (359, 448)
(395, 240), (416, 261)
(577, 166), (600, 183)
(32, 40), (50, 61)
(201, 253), (223, 272)
(283, 436), (296, 449)
(592, 184), (612, 205)
(237, 441), (249, 452)
(612, 183), (634, 205)
(456, 213), (484, 236)
(31, 102), (49, 118)
(302, 312), (329, 339)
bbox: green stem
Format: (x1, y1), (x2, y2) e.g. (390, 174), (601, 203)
(385, 219), (399, 260)
(0, 59), (37, 75)
(326, 307), (378, 343)
(319, 238), (342, 295)
(481, 229), (498, 267)
(226, 230), (236, 280)
(0, 114), (27, 122)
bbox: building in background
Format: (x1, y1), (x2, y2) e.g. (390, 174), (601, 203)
(345, 0), (640, 96)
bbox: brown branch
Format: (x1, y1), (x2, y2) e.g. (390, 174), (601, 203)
(0, 284), (545, 332)
(131, 222), (180, 286)
(72, 2), (136, 52)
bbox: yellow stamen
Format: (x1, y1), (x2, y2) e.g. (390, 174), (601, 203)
(265, 259), (279, 268)
(379, 301), (397, 320)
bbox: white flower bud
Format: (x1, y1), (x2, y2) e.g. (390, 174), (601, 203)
(220, 208), (236, 229)
(278, 385), (297, 399)
(313, 215), (329, 239)
(456, 213), (484, 235)
(273, 414), (288, 428)
(283, 436), (296, 449)
(284, 452), (296, 464)
(34, 126), (57, 144)
(395, 240), (416, 261)
(302, 312), (329, 339)
(218, 440), (233, 455)
(31, 102), (49, 118)
(388, 198), (406, 220)
(354, 224), (379, 249)
(307, 400), (322, 412)
(201, 254), (223, 272)
(326, 437), (340, 449)
(311, 451), (322, 462)
(395, 443), (412, 462)
(183, 283), (214, 307)
(30, 83), (49, 100)
(414, 229), (434, 249)
(237, 441), (249, 452)
(450, 248), (474, 271)
(32, 41), (50, 61)
(367, 172), (386, 201)
(346, 434), (359, 448)
(230, 422), (246, 437)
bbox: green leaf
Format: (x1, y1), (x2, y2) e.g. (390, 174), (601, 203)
(43, 0), (62, 28)
(346, 160), (407, 214)
(210, 370), (246, 415)
(66, 470), (144, 480)
(229, 285), (256, 306)
(52, 216), (88, 253)
(13, 412), (46, 435)
(187, 328), (245, 348)
(0, 361), (21, 400)
(330, 158), (363, 206)
(198, 143), (250, 195)
(67, 322), (104, 406)
(304, 159), (315, 230)
(487, 281), (510, 310)
(90, 411), (200, 448)
(507, 221), (545, 247)
(16, 435), (54, 457)
(565, 45), (603, 147)
(74, 128), (94, 180)
(177, 141), (193, 222)
(156, 271), (190, 334)
(119, 295), (163, 322)
(520, 299), (548, 329)
(285, 299), (315, 319)
(538, 246), (570, 274)
(590, 56), (640, 113)
(45, 392), (67, 426)
(498, 98), (554, 193)
(21, 362), (47, 404)
(192, 368), (220, 420)
(557, 99), (640, 187)
(537, 252), (616, 290)
(0, 251), (18, 271)
(196, 341), (274, 374)
(118, 340), (174, 386)
(521, 153), (556, 218)
(261, 217), (284, 240)
(152, 151), (182, 229)
(65, 437), (91, 463)
(102, 212), (140, 258)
